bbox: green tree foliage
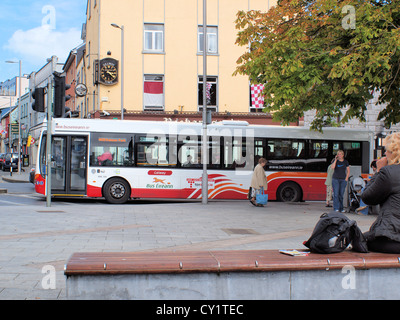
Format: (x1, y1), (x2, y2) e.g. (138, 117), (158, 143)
(234, 0), (400, 131)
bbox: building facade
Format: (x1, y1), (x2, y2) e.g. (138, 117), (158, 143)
(0, 76), (29, 110)
(63, 43), (86, 116)
(0, 76), (29, 154)
(75, 43), (88, 118)
(8, 91), (30, 156)
(64, 50), (78, 114)
(0, 108), (11, 153)
(84, 0), (281, 125)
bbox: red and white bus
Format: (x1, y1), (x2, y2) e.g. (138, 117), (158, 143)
(33, 118), (373, 204)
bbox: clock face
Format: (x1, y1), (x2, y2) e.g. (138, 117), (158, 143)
(98, 59), (119, 85)
(100, 64), (118, 83)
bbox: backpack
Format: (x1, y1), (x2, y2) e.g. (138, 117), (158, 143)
(303, 211), (368, 254)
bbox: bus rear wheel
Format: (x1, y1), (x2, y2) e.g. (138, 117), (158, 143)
(277, 182), (302, 202)
(103, 178), (131, 204)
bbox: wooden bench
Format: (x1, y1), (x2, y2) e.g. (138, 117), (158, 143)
(65, 250), (400, 299)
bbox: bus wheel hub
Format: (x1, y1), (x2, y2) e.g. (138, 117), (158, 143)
(111, 183), (125, 198)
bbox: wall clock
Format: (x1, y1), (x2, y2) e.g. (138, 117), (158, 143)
(99, 58), (119, 85)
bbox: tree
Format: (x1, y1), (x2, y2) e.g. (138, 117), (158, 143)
(234, 0), (400, 131)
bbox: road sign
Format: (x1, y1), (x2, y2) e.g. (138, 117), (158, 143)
(10, 123), (19, 134)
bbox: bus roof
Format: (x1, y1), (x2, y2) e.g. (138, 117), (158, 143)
(49, 118), (373, 141)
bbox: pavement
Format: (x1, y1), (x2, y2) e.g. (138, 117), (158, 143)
(1, 170), (31, 184)
(0, 172), (377, 300)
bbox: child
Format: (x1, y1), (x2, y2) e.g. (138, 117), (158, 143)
(325, 164), (334, 207)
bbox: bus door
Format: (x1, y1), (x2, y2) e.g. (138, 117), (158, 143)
(51, 136), (87, 195)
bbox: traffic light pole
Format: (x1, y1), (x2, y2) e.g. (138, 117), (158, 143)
(46, 78), (53, 207)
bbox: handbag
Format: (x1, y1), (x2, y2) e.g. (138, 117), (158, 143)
(256, 187), (268, 205)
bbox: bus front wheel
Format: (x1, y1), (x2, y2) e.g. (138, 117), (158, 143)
(103, 178), (131, 204)
(277, 182), (302, 202)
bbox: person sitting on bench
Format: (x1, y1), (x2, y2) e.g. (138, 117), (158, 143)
(362, 132), (400, 253)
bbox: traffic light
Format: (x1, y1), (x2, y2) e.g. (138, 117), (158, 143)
(31, 87), (45, 112)
(53, 72), (71, 118)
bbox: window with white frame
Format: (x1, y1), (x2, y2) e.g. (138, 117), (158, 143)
(144, 24), (164, 52)
(144, 75), (164, 110)
(198, 26), (218, 54)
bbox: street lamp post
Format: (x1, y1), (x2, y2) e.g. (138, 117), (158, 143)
(201, 0), (208, 204)
(111, 23), (125, 120)
(5, 60), (22, 175)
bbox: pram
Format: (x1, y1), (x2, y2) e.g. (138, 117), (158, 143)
(348, 175), (366, 213)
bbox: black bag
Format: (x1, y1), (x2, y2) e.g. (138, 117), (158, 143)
(304, 211), (368, 254)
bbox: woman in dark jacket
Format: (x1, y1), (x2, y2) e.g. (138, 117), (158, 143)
(361, 132), (400, 253)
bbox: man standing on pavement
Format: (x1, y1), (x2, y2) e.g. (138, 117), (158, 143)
(331, 150), (350, 213)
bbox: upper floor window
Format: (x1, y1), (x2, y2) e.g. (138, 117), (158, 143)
(144, 24), (164, 52)
(249, 83), (265, 112)
(198, 76), (218, 111)
(198, 26), (218, 54)
(144, 75), (164, 110)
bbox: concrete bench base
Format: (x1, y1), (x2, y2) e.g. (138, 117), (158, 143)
(66, 268), (400, 300)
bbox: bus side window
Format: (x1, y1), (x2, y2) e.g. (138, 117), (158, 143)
(266, 139), (306, 171)
(332, 141), (362, 166)
(136, 136), (176, 167)
(223, 137), (248, 170)
(307, 141), (329, 172)
(254, 139), (265, 169)
(208, 137), (221, 169)
(90, 152), (96, 166)
(90, 133), (135, 167)
(178, 135), (201, 168)
(343, 142), (362, 166)
(39, 135), (47, 176)
(179, 144), (201, 168)
(136, 144), (148, 166)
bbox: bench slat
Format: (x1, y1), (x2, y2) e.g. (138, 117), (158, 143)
(64, 250), (400, 276)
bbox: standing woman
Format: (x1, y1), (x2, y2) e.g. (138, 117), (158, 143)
(331, 150), (350, 212)
(361, 132), (400, 253)
(250, 158), (268, 207)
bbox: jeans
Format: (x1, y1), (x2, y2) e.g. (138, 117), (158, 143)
(332, 178), (347, 211)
